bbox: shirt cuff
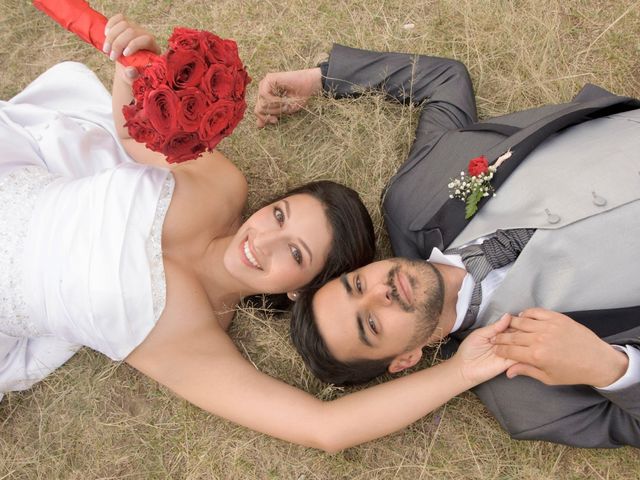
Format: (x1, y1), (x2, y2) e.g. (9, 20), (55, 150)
(318, 61), (329, 91)
(596, 345), (639, 391)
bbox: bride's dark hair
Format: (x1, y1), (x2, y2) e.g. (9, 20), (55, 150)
(244, 180), (375, 310)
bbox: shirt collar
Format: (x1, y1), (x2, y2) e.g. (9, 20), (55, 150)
(426, 247), (473, 334)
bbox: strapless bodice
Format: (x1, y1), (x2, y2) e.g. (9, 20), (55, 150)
(0, 164), (174, 360)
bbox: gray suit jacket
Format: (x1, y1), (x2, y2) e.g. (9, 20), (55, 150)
(324, 44), (640, 448)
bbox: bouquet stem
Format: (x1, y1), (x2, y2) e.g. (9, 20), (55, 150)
(33, 0), (155, 68)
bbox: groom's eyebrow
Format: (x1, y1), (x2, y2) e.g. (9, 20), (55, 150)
(340, 274), (352, 295)
(357, 316), (372, 347)
(340, 275), (372, 347)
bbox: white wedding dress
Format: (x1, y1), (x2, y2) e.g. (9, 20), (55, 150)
(0, 62), (174, 399)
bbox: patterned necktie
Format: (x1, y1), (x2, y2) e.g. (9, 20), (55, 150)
(447, 229), (536, 330)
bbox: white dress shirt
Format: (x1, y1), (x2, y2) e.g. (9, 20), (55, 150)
(427, 247), (639, 392)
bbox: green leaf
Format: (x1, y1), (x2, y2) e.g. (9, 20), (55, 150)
(465, 189), (483, 219)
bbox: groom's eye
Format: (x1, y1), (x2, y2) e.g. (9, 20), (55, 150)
(368, 316), (378, 334)
(355, 275), (362, 293)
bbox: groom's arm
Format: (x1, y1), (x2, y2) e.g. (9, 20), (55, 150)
(323, 44), (477, 132)
(256, 44), (477, 134)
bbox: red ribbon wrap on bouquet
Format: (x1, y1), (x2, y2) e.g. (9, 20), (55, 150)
(33, 0), (250, 163)
(32, 0), (154, 68)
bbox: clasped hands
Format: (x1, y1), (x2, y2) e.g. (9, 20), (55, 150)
(492, 308), (629, 388)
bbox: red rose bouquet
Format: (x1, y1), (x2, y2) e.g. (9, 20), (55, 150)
(33, 0), (250, 163)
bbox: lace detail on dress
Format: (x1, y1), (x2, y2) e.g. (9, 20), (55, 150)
(146, 173), (174, 322)
(0, 167), (60, 336)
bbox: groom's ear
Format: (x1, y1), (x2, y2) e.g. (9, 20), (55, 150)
(388, 347), (423, 374)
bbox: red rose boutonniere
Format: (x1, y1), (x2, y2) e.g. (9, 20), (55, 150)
(449, 150), (512, 219)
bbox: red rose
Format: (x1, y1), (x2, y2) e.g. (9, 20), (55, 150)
(199, 31), (222, 57)
(163, 132), (207, 163)
(201, 34), (239, 67)
(468, 155), (489, 176)
(232, 68), (251, 100)
(228, 100), (247, 131)
(177, 87), (208, 132)
(168, 28), (202, 52)
(122, 102), (139, 123)
(124, 116), (163, 151)
(198, 99), (235, 146)
(141, 56), (168, 89)
(143, 85), (179, 135)
(131, 77), (148, 103)
(166, 49), (207, 90)
(201, 64), (235, 99)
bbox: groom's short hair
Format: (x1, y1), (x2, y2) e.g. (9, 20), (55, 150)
(290, 287), (394, 386)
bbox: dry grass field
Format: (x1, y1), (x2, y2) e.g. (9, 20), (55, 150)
(1, 0), (639, 478)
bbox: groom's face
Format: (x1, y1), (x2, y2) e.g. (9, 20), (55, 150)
(312, 258), (444, 363)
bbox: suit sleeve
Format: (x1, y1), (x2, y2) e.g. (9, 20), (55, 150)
(325, 43), (477, 146)
(472, 363), (640, 448)
(324, 44), (477, 259)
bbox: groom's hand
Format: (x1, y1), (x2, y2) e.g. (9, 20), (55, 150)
(492, 308), (629, 388)
(254, 68), (323, 128)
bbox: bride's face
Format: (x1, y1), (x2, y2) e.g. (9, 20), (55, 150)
(224, 193), (333, 294)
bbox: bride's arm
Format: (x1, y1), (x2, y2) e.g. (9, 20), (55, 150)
(127, 315), (512, 452)
(105, 14), (172, 168)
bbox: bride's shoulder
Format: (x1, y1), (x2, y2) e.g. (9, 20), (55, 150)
(171, 150), (248, 220)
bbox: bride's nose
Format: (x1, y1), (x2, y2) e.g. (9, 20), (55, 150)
(253, 229), (281, 255)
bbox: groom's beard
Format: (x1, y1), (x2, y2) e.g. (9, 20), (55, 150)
(386, 259), (444, 347)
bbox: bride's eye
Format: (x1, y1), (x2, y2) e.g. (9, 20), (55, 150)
(273, 207), (285, 225)
(290, 245), (302, 265)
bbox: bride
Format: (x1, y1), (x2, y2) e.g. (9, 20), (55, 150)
(0, 15), (513, 452)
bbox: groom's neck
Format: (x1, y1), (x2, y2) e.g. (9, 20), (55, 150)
(431, 262), (466, 339)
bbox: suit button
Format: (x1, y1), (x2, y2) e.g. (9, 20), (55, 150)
(592, 191), (607, 207)
(545, 208), (561, 224)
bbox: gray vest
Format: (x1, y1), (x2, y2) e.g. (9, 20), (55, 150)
(450, 109), (640, 326)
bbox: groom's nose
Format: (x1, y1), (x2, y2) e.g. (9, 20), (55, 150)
(364, 283), (393, 307)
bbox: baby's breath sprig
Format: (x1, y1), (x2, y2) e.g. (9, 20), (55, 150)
(448, 155), (498, 219)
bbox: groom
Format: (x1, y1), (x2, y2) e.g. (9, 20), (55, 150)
(255, 45), (640, 448)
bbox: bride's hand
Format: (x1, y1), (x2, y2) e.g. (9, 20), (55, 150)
(452, 313), (516, 385)
(103, 14), (161, 82)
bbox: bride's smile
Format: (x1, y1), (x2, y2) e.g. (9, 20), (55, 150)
(242, 238), (262, 270)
